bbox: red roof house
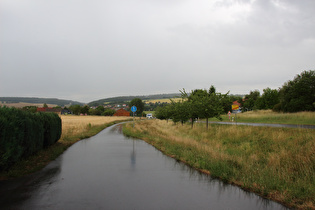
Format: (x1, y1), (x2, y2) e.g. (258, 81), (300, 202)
(113, 108), (130, 116)
(37, 107), (62, 114)
(232, 101), (241, 106)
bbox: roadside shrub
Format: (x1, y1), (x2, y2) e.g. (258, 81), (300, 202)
(37, 112), (62, 148)
(280, 70), (315, 112)
(272, 103), (282, 112)
(0, 107), (62, 171)
(0, 108), (25, 170)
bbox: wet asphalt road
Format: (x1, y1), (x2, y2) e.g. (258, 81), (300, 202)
(0, 124), (287, 210)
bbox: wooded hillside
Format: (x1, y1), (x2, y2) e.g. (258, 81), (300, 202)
(0, 97), (83, 107)
(88, 93), (181, 106)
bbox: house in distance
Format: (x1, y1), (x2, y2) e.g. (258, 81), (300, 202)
(113, 108), (130, 116)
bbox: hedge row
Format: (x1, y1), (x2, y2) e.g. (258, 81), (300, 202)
(0, 106), (62, 171)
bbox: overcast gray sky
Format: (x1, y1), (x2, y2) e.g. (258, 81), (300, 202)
(1, 0), (314, 103)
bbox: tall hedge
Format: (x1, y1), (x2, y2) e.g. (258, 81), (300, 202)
(0, 107), (62, 171)
(37, 112), (62, 148)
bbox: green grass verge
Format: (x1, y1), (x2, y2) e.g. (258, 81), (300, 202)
(209, 110), (315, 125)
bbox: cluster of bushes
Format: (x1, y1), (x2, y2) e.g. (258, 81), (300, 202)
(67, 104), (116, 116)
(0, 106), (62, 171)
(240, 70), (315, 112)
(155, 86), (226, 128)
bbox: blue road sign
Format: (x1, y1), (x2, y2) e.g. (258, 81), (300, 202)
(131, 106), (137, 112)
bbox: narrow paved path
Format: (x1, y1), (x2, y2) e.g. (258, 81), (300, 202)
(0, 124), (287, 210)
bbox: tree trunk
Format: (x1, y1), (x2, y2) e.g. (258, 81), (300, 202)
(206, 118), (209, 129)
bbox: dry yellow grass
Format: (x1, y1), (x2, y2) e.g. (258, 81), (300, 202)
(144, 98), (182, 104)
(239, 110), (312, 118)
(235, 110), (315, 124)
(125, 119), (315, 208)
(60, 115), (131, 139)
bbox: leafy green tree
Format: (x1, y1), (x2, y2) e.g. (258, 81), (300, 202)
(129, 98), (145, 117)
(22, 106), (37, 113)
(69, 104), (81, 115)
(81, 105), (90, 115)
(87, 106), (104, 115)
(242, 90), (260, 111)
(279, 70), (315, 112)
(255, 88), (279, 110)
(88, 108), (97, 115)
(207, 88), (226, 127)
(102, 109), (115, 116)
(96, 106), (105, 112)
(186, 89), (208, 128)
(182, 86), (226, 128)
(155, 106), (166, 120)
(156, 86), (226, 128)
(171, 100), (190, 125)
(155, 104), (173, 122)
(221, 95), (234, 113)
(89, 106), (105, 116)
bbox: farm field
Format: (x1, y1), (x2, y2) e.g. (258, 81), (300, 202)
(123, 118), (315, 209)
(0, 115), (132, 179)
(144, 98), (181, 104)
(0, 102), (57, 108)
(211, 110), (315, 125)
(60, 115), (131, 138)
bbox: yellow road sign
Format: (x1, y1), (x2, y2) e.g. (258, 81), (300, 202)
(232, 105), (239, 110)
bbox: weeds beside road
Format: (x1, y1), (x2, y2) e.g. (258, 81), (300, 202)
(211, 110), (315, 125)
(123, 119), (315, 209)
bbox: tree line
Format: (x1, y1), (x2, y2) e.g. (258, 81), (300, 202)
(66, 98), (146, 116)
(88, 93), (180, 107)
(20, 70), (312, 117)
(155, 70), (315, 126)
(65, 105), (115, 116)
(240, 70), (314, 112)
(0, 97), (83, 107)
(155, 86), (228, 128)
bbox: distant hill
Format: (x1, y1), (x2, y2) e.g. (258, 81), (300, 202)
(0, 97), (83, 107)
(88, 93), (181, 106)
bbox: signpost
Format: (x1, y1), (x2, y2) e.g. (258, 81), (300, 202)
(131, 106), (137, 127)
(231, 104), (239, 123)
(131, 106), (137, 113)
(231, 104), (239, 111)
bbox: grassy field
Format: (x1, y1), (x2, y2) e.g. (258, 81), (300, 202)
(143, 111), (155, 116)
(144, 98), (181, 104)
(0, 115), (132, 179)
(60, 115), (130, 139)
(211, 110), (315, 125)
(0, 102), (57, 108)
(123, 119), (315, 209)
